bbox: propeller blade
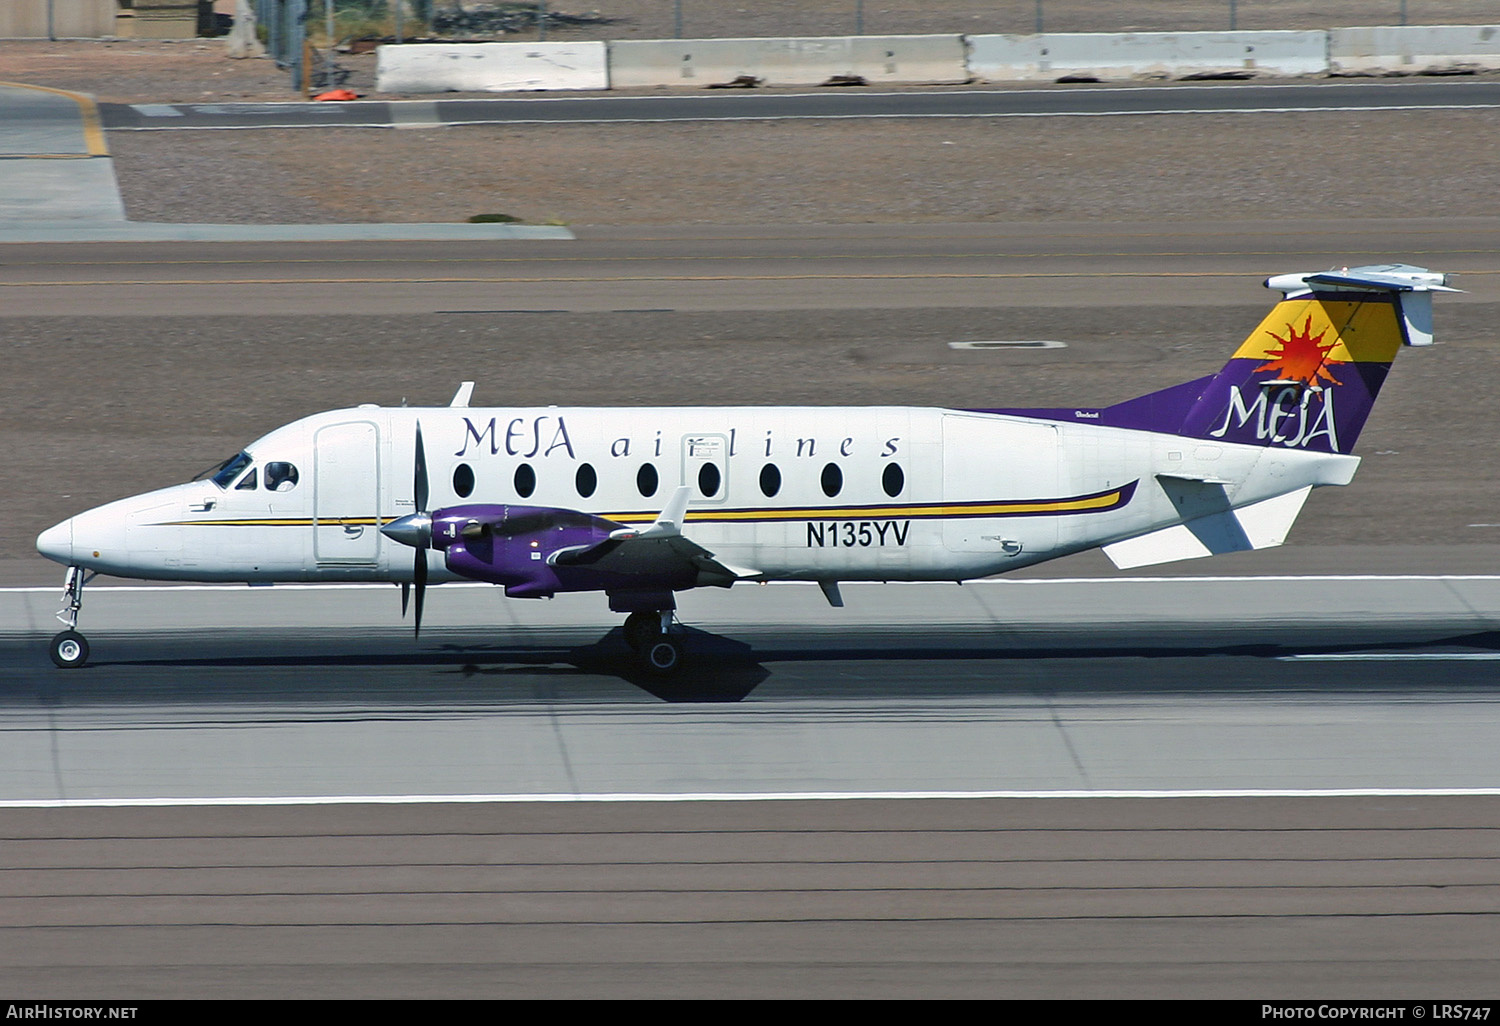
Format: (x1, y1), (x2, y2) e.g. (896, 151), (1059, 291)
(395, 421), (431, 634)
(413, 549), (427, 637)
(414, 420), (429, 515)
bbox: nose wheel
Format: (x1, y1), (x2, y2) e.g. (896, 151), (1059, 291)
(48, 567), (93, 669)
(50, 631), (90, 669)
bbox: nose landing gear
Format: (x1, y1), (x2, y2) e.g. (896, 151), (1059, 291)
(49, 566), (93, 669)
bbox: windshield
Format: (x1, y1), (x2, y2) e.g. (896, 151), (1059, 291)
(201, 451), (253, 489)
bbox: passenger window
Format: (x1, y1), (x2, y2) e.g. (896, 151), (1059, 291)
(821, 463), (843, 497)
(697, 463), (720, 497)
(636, 463), (659, 497)
(264, 462), (299, 492)
(882, 463), (904, 498)
(514, 463), (536, 499)
(759, 464), (781, 498)
(576, 463), (597, 499)
(235, 469), (258, 490)
(452, 463), (475, 499)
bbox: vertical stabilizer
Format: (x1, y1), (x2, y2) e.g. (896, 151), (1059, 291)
(1120, 265), (1457, 454)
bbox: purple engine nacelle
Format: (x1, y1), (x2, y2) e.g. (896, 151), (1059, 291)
(428, 504), (693, 601)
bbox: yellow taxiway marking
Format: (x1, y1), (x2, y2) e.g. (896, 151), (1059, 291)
(0, 81), (110, 157)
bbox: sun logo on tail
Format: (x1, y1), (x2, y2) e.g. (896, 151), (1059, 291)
(1255, 315), (1345, 391)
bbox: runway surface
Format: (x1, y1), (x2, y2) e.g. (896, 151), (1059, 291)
(4, 216), (1499, 317)
(5, 578), (1500, 998)
(4, 796), (1500, 999)
(5, 577), (1500, 997)
(100, 80), (1500, 131)
(6, 577), (1500, 799)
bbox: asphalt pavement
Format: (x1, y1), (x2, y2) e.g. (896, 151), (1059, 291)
(100, 79), (1500, 130)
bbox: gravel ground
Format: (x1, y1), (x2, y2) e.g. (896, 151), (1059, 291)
(104, 108), (1500, 226)
(2, 4), (1497, 228)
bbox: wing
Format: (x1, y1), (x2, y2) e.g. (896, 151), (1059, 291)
(547, 486), (761, 588)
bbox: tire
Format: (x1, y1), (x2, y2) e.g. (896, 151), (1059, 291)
(50, 631), (89, 669)
(623, 611), (662, 652)
(642, 638), (682, 676)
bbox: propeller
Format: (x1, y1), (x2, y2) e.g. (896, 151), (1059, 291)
(381, 420), (432, 637)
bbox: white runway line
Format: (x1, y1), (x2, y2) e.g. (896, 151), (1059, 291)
(1279, 653), (1500, 661)
(6, 788), (1500, 809)
(5, 574), (1500, 595)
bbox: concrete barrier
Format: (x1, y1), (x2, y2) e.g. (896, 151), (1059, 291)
(1330, 25), (1500, 74)
(0, 0), (118, 38)
(126, 2), (202, 40)
(372, 26), (1500, 95)
(377, 41), (609, 94)
(607, 35), (968, 88)
(967, 30), (1328, 82)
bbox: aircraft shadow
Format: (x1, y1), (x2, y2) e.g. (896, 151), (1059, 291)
(450, 627), (768, 702)
(26, 626), (1500, 704)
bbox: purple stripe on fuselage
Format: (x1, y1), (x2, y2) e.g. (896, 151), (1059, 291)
(975, 375), (1216, 435)
(974, 357), (1392, 454)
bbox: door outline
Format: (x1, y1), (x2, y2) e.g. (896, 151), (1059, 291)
(315, 421), (381, 564)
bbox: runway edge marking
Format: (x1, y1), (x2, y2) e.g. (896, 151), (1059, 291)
(4, 789), (1500, 809)
(6, 575), (1500, 595)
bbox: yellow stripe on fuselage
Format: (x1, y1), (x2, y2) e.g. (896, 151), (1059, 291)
(155, 485), (1132, 530)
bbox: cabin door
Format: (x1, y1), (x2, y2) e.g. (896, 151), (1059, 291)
(314, 421), (381, 564)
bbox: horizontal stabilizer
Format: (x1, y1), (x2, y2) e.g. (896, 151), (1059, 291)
(1265, 264), (1459, 298)
(1102, 487), (1311, 570)
(1264, 264), (1459, 349)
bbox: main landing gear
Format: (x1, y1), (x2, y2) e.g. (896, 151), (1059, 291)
(622, 609), (682, 676)
(49, 566), (93, 669)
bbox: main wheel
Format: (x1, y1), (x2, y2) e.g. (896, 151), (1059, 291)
(50, 630), (90, 669)
(623, 610), (662, 652)
(641, 637), (683, 676)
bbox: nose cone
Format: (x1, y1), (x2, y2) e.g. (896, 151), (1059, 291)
(36, 518), (73, 565)
(381, 512), (432, 549)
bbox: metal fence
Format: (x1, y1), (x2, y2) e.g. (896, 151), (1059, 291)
(252, 1), (1496, 90)
(298, 3), (1499, 46)
(256, 0), (305, 86)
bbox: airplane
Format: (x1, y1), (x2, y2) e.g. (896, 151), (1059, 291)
(34, 263), (1456, 674)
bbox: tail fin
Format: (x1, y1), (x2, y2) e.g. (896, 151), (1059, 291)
(1111, 264), (1457, 454)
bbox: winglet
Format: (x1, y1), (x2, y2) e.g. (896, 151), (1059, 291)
(449, 381), (475, 408)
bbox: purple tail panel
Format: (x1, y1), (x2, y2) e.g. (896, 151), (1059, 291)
(988, 291), (1408, 455)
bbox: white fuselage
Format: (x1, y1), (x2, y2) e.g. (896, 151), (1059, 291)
(37, 404), (1360, 587)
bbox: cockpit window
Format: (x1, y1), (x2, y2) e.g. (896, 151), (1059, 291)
(265, 462), (299, 492)
(207, 451), (253, 489)
(235, 469), (258, 490)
